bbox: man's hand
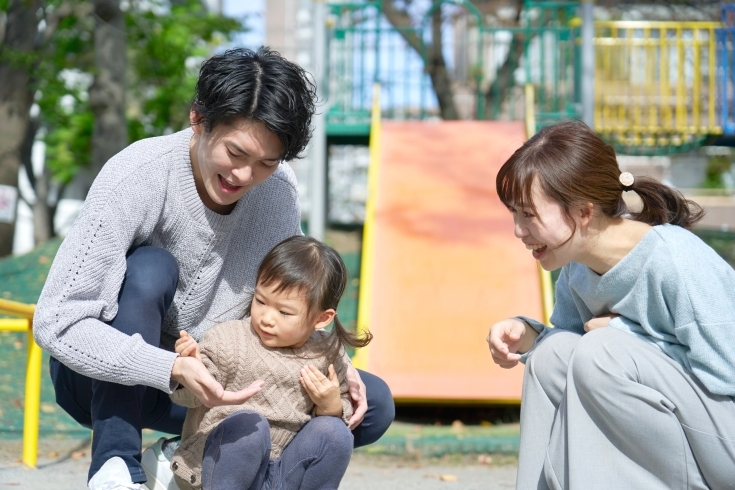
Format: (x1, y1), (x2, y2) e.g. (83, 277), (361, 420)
(171, 356), (263, 408)
(175, 331), (201, 361)
(301, 364), (343, 417)
(584, 314), (618, 332)
(345, 364), (367, 430)
(487, 318), (538, 369)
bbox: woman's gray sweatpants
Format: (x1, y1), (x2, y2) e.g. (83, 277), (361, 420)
(516, 327), (735, 490)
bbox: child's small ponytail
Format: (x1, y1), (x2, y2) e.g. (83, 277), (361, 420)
(626, 176), (705, 229)
(322, 316), (372, 364)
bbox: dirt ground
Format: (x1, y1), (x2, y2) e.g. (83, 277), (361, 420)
(0, 437), (517, 489)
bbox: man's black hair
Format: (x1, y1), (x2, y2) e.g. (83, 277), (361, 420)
(192, 46), (317, 162)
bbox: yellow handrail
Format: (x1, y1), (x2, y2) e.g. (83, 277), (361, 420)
(593, 20), (723, 148)
(352, 82), (382, 371)
(525, 85), (555, 325)
(0, 299), (40, 469)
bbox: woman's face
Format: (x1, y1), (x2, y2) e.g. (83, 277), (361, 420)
(507, 179), (582, 271)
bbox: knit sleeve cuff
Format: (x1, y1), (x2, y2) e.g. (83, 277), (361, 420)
(515, 316), (552, 364)
(125, 335), (180, 393)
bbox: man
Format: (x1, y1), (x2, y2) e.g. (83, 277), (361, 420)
(34, 47), (394, 490)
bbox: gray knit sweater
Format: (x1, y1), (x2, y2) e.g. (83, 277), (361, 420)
(521, 224), (735, 398)
(33, 128), (302, 393)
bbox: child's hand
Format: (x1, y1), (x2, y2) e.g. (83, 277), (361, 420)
(175, 331), (202, 362)
(300, 364), (343, 417)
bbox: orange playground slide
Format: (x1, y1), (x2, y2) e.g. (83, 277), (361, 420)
(354, 121), (544, 403)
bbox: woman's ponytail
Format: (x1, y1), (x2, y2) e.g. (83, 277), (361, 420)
(628, 176), (705, 229)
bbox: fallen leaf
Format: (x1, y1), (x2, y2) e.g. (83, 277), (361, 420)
(47, 451), (59, 459)
(477, 454), (493, 465)
(40, 403), (56, 414)
(440, 474), (459, 482)
(71, 450), (86, 459)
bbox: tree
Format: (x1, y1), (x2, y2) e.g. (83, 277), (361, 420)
(0, 0), (244, 255)
(382, 0), (529, 121)
(0, 0), (43, 256)
(83, 0), (128, 196)
(383, 0), (459, 120)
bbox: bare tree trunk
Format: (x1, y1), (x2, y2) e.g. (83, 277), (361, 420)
(483, 33), (526, 119)
(0, 0), (42, 256)
(483, 0), (525, 119)
(426, 9), (459, 120)
(382, 1), (458, 120)
(78, 0), (127, 195)
(19, 116), (55, 244)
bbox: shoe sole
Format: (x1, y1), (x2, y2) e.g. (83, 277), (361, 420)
(142, 476), (170, 490)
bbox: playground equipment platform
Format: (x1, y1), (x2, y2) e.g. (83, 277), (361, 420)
(353, 120), (541, 403)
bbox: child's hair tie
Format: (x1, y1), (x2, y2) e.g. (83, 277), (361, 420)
(619, 172), (635, 191)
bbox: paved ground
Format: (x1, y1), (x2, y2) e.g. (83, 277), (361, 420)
(0, 438), (517, 489)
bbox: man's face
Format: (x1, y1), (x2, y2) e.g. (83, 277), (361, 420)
(189, 113), (284, 214)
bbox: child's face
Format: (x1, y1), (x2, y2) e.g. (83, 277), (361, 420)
(508, 179), (582, 271)
(250, 282), (319, 349)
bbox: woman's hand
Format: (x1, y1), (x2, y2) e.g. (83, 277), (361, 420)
(171, 356), (263, 408)
(301, 364), (343, 417)
(584, 314), (618, 332)
(487, 318), (539, 369)
(175, 331), (201, 361)
(344, 364), (367, 429)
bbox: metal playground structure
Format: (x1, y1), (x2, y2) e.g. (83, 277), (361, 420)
(325, 0), (735, 155)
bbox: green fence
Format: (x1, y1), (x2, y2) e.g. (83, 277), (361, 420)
(326, 0), (580, 135)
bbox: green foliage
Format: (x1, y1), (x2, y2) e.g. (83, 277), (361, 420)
(702, 154), (733, 189)
(126, 0), (245, 137)
(30, 0), (245, 184)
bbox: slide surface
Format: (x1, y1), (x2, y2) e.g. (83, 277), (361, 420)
(359, 121), (542, 402)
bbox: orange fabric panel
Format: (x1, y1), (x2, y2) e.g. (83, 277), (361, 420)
(366, 121), (540, 401)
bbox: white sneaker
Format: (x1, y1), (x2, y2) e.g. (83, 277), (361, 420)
(141, 437), (181, 490)
(88, 456), (143, 490)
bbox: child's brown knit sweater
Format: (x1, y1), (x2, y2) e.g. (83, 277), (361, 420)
(169, 319), (353, 489)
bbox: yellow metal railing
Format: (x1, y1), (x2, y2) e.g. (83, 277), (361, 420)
(594, 21), (722, 149)
(525, 84), (555, 325)
(0, 298), (41, 468)
(352, 82), (382, 371)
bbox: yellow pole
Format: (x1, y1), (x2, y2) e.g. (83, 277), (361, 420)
(0, 298), (36, 319)
(352, 83), (382, 370)
(0, 318), (31, 331)
(0, 299), (40, 469)
(693, 28), (701, 133)
(524, 84), (535, 137)
(709, 26), (716, 130)
(525, 84), (554, 326)
(676, 26), (685, 130)
(23, 329), (42, 468)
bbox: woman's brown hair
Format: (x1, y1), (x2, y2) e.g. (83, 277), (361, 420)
(496, 119), (704, 229)
(243, 235), (372, 363)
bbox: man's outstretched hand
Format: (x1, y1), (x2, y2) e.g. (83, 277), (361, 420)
(171, 355), (263, 408)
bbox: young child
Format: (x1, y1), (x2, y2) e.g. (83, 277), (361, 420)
(487, 120), (735, 489)
(162, 235), (371, 490)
